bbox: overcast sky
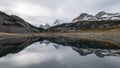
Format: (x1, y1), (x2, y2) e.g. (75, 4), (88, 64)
(0, 0), (120, 27)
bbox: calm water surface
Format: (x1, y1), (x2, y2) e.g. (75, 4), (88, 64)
(0, 37), (120, 68)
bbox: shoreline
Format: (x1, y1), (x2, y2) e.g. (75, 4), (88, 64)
(0, 30), (120, 45)
(35, 32), (120, 45)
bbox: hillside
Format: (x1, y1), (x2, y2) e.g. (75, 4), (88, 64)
(0, 11), (44, 33)
(47, 20), (120, 32)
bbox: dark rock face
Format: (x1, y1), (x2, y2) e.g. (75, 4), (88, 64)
(95, 11), (106, 19)
(0, 11), (44, 33)
(72, 13), (97, 22)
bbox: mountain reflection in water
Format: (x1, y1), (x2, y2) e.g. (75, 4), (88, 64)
(0, 37), (120, 68)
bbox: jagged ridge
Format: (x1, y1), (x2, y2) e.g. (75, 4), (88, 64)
(73, 11), (120, 22)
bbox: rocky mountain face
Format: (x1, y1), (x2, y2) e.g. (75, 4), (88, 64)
(39, 24), (51, 29)
(39, 20), (61, 29)
(72, 11), (120, 22)
(53, 20), (61, 26)
(0, 11), (44, 33)
(72, 13), (97, 22)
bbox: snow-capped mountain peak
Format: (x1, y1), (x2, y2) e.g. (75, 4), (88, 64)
(39, 23), (51, 29)
(72, 11), (120, 22)
(53, 20), (61, 26)
(39, 20), (61, 29)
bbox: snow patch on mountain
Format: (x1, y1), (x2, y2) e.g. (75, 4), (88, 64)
(72, 11), (120, 22)
(39, 20), (61, 29)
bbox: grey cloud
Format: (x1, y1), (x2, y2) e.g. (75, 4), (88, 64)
(90, 0), (120, 12)
(98, 0), (120, 7)
(0, 0), (120, 26)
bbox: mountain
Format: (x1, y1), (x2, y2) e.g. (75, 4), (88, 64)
(53, 20), (61, 26)
(48, 11), (120, 32)
(95, 11), (120, 20)
(48, 20), (120, 32)
(72, 13), (97, 22)
(39, 23), (51, 29)
(0, 11), (44, 33)
(39, 20), (61, 29)
(0, 10), (119, 33)
(72, 11), (120, 22)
